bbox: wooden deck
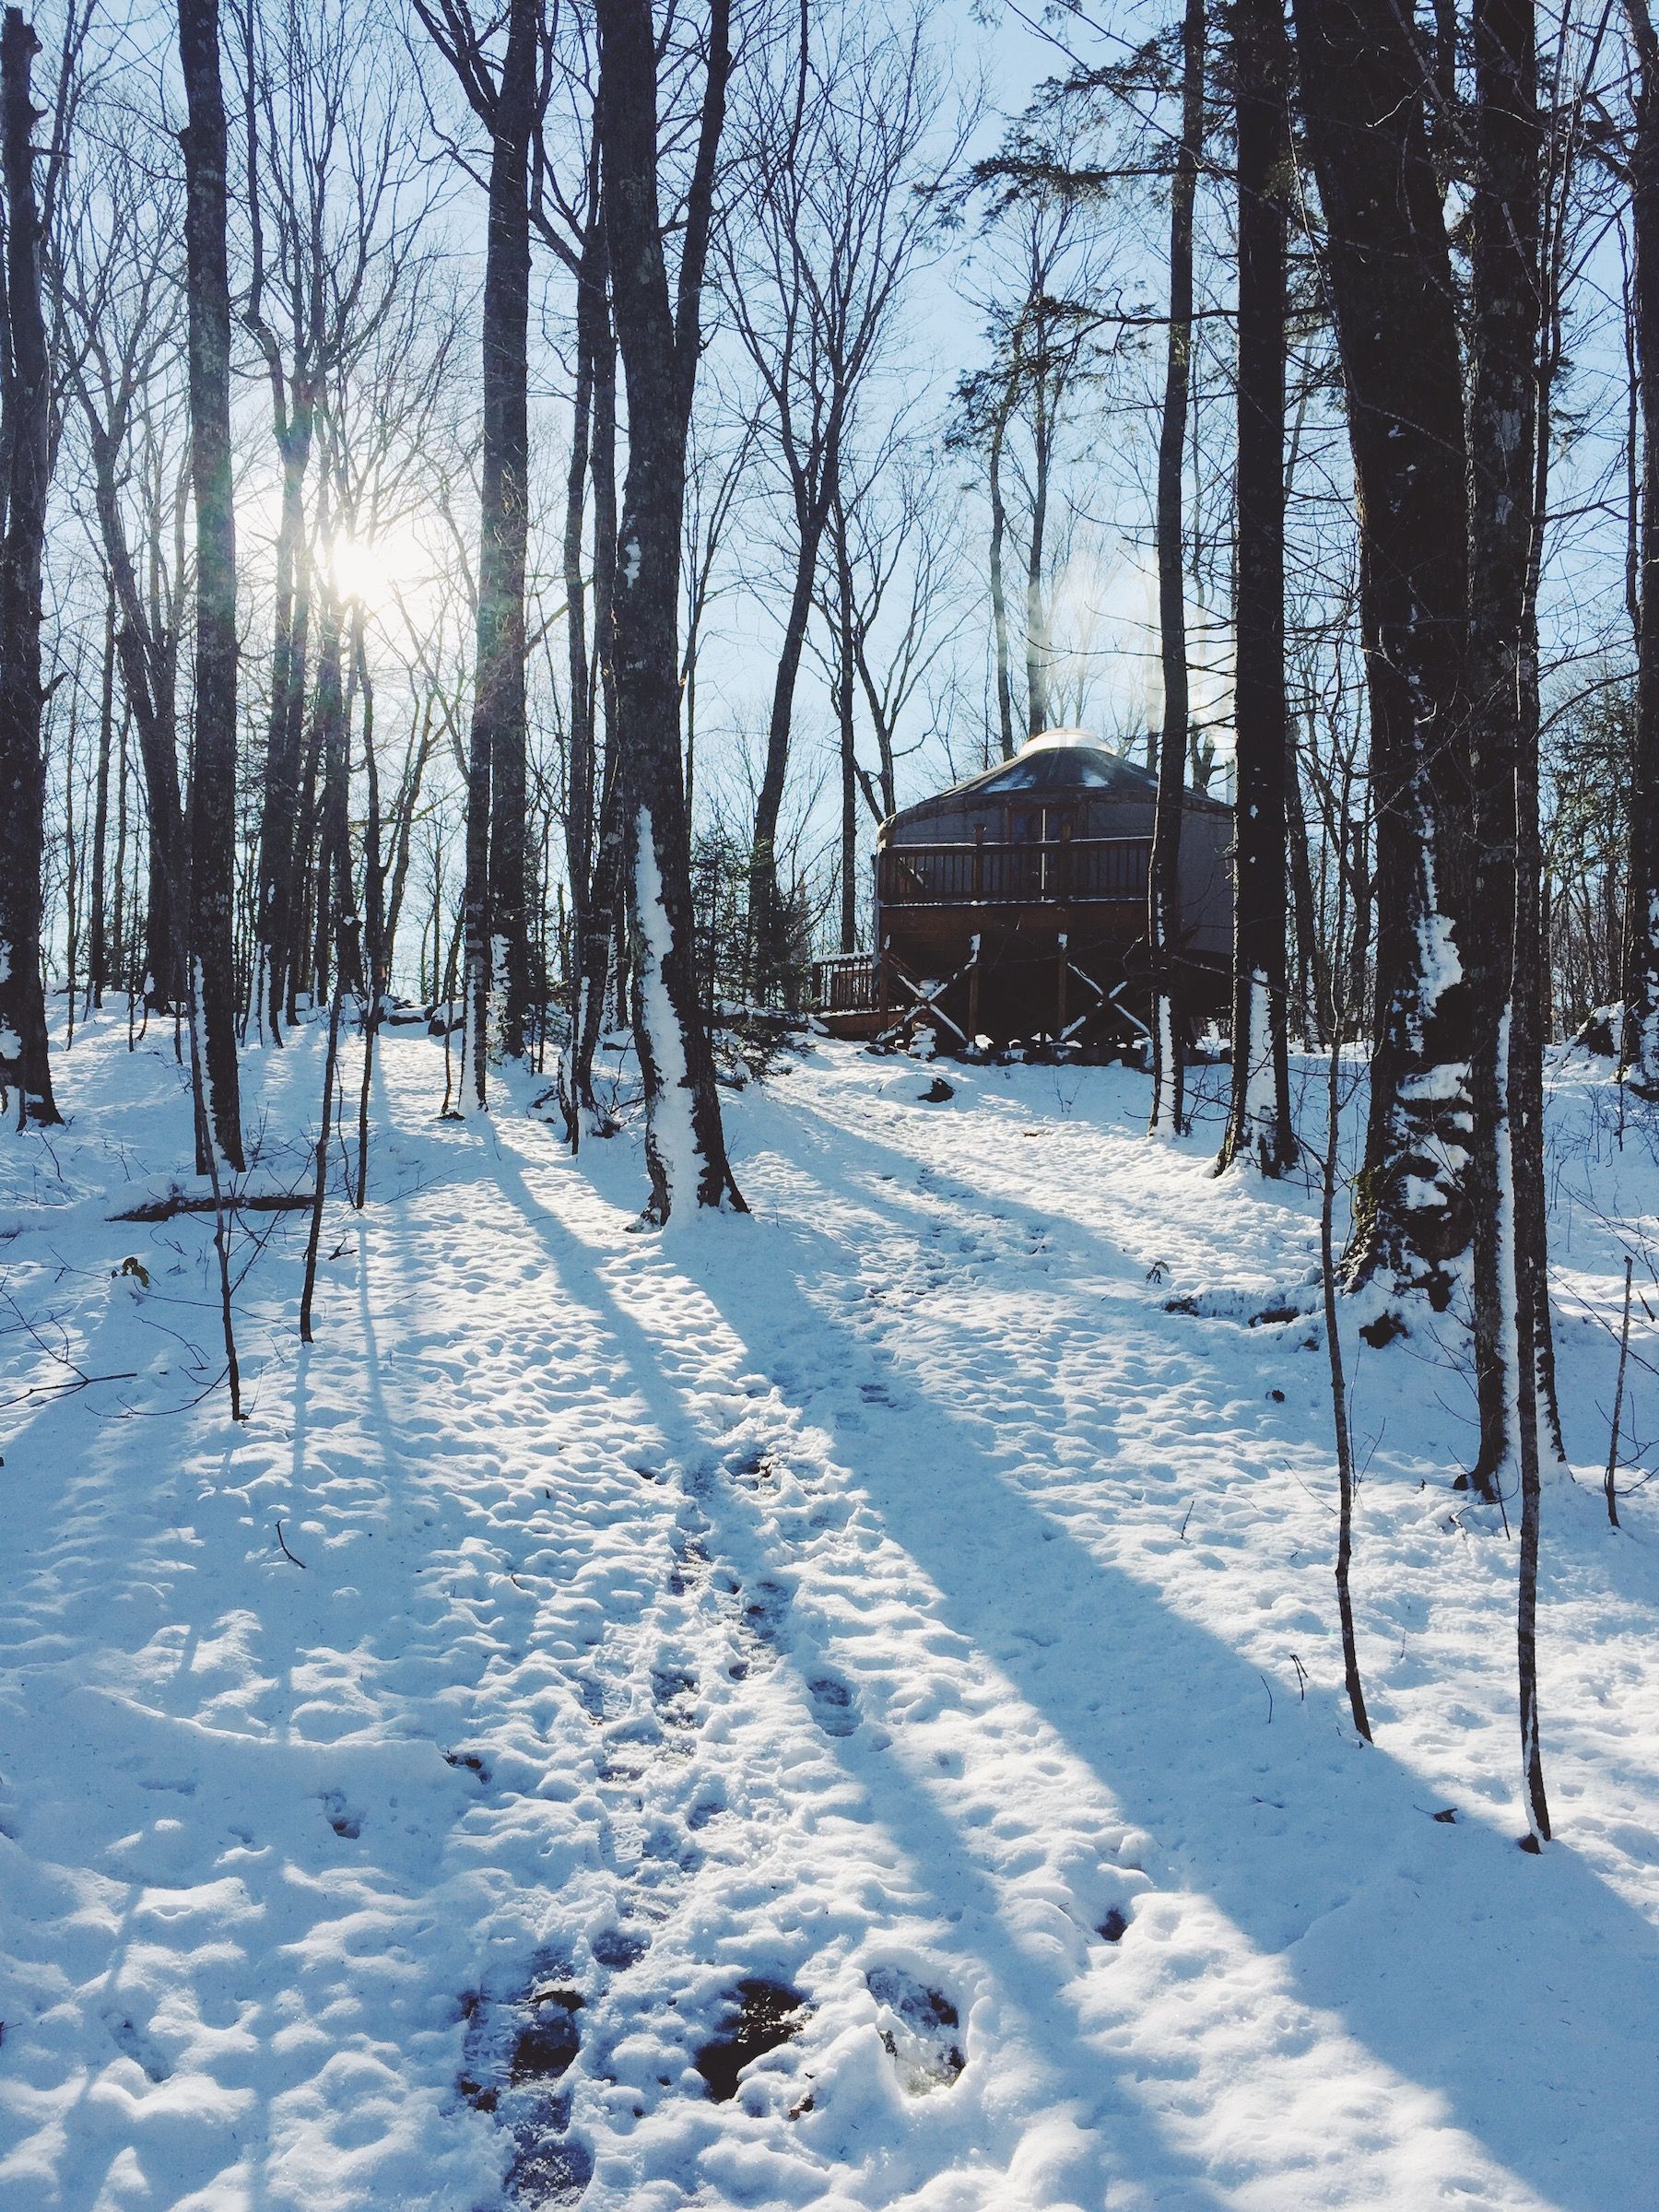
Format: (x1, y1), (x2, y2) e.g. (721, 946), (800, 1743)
(878, 833), (1149, 909)
(809, 829), (1225, 1053)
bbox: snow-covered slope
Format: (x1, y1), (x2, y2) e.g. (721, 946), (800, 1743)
(2, 1016), (1655, 2211)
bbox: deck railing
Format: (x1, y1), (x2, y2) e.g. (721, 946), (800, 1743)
(810, 952), (879, 1014)
(877, 834), (1150, 908)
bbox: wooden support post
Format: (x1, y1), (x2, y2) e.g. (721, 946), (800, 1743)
(1056, 929), (1069, 1036)
(967, 931), (982, 1041)
(971, 823), (984, 901)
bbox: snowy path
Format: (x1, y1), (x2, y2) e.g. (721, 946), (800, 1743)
(3, 1022), (1658, 2211)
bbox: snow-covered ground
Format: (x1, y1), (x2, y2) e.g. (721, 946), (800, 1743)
(3, 1012), (1657, 2212)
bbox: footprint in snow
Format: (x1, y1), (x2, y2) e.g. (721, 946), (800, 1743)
(732, 1446), (780, 1489)
(694, 1978), (812, 2103)
(319, 1789), (361, 1840)
(650, 1666), (700, 1729)
(667, 1533), (710, 1594)
(865, 1967), (965, 2092)
(740, 1579), (793, 1651)
(809, 1675), (858, 1737)
(590, 1926), (648, 1971)
(105, 2010), (171, 2085)
(458, 1967), (592, 2206)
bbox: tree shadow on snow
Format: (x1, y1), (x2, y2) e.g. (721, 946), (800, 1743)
(486, 1122), (1659, 2212)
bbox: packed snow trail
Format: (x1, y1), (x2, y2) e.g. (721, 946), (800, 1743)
(2, 1018), (1657, 2211)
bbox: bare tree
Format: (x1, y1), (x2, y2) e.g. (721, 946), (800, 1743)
(1147, 0), (1206, 1139)
(1623, 0), (1659, 1092)
(0, 6), (61, 1124)
(724, 2), (956, 1006)
(416, 0), (547, 1100)
(243, 0), (436, 1041)
(1292, 0), (1472, 1312)
(178, 0), (245, 1171)
(1217, 0), (1296, 1172)
(55, 136), (190, 1014)
(596, 0), (743, 1218)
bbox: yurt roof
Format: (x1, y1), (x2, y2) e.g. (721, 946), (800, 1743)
(889, 727), (1229, 823)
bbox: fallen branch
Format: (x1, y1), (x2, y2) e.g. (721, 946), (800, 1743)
(112, 1190), (315, 1223)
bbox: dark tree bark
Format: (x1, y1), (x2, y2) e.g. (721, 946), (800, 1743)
(1147, 0), (1206, 1137)
(178, 0), (245, 1171)
(1623, 0), (1659, 1093)
(88, 577), (115, 1006)
(76, 410), (187, 1010)
(596, 0), (744, 1219)
(1218, 0), (1296, 1173)
(1463, 0), (1552, 1845)
(1292, 0), (1472, 1308)
(1465, 0), (1542, 1502)
(0, 6), (59, 1124)
(1287, 721), (1324, 1043)
(571, 241), (624, 1132)
(353, 616), (382, 1208)
(558, 193), (601, 1146)
(1024, 369), (1053, 739)
(416, 0), (540, 1097)
(477, 0), (537, 1067)
(830, 502), (859, 952)
(988, 403), (1016, 761)
(251, 410), (313, 1041)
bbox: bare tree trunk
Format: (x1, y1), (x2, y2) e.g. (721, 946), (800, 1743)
(1465, 0), (1542, 1512)
(112, 698), (129, 999)
(831, 503), (859, 952)
(1287, 722), (1324, 1044)
(596, 0), (744, 1220)
(253, 423), (312, 1041)
(1218, 0), (1295, 1173)
(571, 218), (622, 1129)
(415, 0), (541, 1100)
(0, 6), (59, 1124)
(559, 194), (601, 1147)
(88, 575), (115, 1006)
(1147, 0), (1205, 1137)
(480, 0), (536, 1065)
(462, 0), (537, 1088)
(353, 617), (381, 1208)
(988, 405), (1015, 761)
(83, 440), (187, 1008)
(179, 0), (245, 1171)
(1292, 0), (1472, 1312)
(1623, 0), (1659, 1093)
(750, 502), (830, 1005)
(1324, 897), (1372, 1745)
(1025, 372), (1053, 739)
